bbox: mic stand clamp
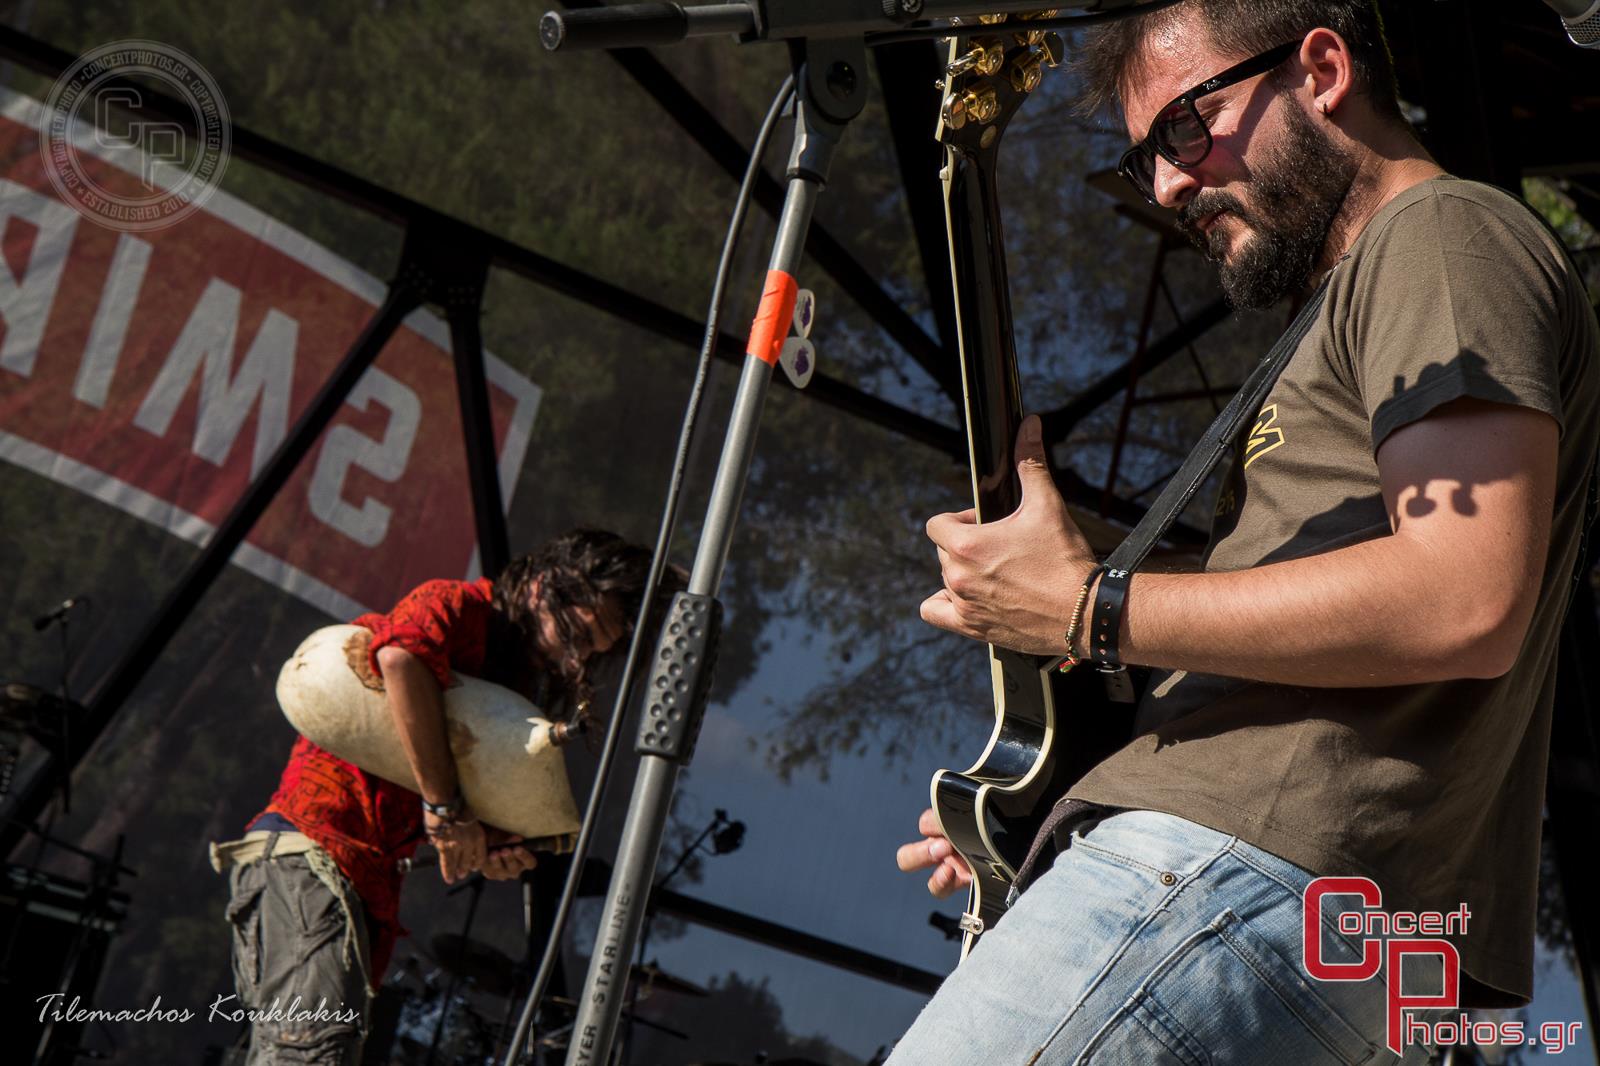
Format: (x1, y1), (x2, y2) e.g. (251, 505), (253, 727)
(560, 37), (867, 1066)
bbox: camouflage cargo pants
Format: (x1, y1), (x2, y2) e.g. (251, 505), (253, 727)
(223, 839), (371, 1065)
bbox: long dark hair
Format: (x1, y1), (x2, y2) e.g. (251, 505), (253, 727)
(486, 529), (654, 719)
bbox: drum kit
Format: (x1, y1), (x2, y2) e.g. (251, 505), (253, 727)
(366, 933), (713, 1066)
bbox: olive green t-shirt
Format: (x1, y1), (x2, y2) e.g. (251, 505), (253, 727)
(1068, 177), (1600, 1005)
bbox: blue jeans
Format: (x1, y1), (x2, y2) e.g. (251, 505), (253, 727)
(888, 810), (1434, 1065)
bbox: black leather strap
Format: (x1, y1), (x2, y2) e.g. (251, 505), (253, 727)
(1090, 565), (1129, 668)
(1092, 279), (1332, 671)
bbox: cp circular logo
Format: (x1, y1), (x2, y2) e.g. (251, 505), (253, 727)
(40, 39), (230, 232)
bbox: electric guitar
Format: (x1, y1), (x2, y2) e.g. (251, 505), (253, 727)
(930, 13), (1132, 957)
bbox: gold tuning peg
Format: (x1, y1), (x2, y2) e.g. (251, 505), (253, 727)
(965, 86), (1000, 124)
(944, 85), (1000, 128)
(949, 41), (1004, 78)
(1041, 32), (1065, 67)
(1010, 34), (1064, 93)
(1010, 53), (1044, 94)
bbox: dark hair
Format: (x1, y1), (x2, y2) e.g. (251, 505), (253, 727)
(1076, 0), (1404, 127)
(487, 528), (655, 718)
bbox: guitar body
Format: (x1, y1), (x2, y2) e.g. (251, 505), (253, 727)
(930, 20), (1131, 956)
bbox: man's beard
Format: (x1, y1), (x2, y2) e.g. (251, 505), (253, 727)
(1176, 102), (1358, 310)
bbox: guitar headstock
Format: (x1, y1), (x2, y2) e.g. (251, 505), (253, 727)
(936, 12), (1066, 156)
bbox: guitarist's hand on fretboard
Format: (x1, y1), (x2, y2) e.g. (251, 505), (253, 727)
(921, 416), (1099, 659)
(895, 807), (974, 900)
(927, 21), (1131, 955)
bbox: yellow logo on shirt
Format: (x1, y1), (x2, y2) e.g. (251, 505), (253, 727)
(1244, 404), (1286, 469)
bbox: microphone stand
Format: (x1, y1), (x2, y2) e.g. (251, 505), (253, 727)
(540, 0), (1155, 51)
(558, 35), (866, 1066)
(536, 5), (1175, 1064)
(53, 606), (75, 813)
(616, 810), (741, 1065)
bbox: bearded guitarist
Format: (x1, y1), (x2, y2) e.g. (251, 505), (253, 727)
(894, 2), (1599, 1063)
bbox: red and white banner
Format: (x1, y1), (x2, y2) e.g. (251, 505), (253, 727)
(0, 89), (541, 618)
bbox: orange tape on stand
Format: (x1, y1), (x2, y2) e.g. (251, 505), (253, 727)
(746, 270), (799, 366)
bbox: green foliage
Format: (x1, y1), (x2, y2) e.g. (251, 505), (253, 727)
(1524, 178), (1600, 305)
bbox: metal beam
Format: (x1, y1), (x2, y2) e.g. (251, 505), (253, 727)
(578, 860), (943, 995)
(557, 0), (962, 404)
(1037, 296), (1232, 442)
(420, 220), (513, 579)
(651, 883), (945, 996)
(1055, 466), (1206, 547)
(1, 279), (423, 857)
(482, 231), (965, 456)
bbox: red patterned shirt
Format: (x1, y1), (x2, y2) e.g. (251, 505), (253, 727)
(254, 577), (495, 981)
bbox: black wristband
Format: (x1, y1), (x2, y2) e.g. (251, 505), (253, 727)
(1090, 566), (1132, 668)
(421, 790), (466, 821)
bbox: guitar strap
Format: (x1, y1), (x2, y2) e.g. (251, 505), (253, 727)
(1101, 276), (1331, 579)
(1088, 277), (1332, 677)
(1008, 278), (1330, 904)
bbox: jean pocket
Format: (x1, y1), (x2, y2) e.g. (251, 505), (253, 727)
(1076, 908), (1379, 1066)
(1076, 994), (1210, 1066)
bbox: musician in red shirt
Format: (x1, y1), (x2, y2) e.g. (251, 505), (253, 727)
(212, 529), (651, 1065)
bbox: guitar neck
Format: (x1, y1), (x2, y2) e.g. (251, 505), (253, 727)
(944, 141), (1027, 526)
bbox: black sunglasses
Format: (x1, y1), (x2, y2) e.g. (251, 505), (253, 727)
(1117, 40), (1301, 207)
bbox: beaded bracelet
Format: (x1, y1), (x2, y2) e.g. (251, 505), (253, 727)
(1057, 566), (1103, 673)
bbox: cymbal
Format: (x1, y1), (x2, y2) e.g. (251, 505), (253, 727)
(429, 933), (518, 997)
(0, 682), (78, 732)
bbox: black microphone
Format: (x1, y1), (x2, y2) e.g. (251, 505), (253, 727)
(32, 596), (88, 631)
(1544, 0), (1600, 48)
